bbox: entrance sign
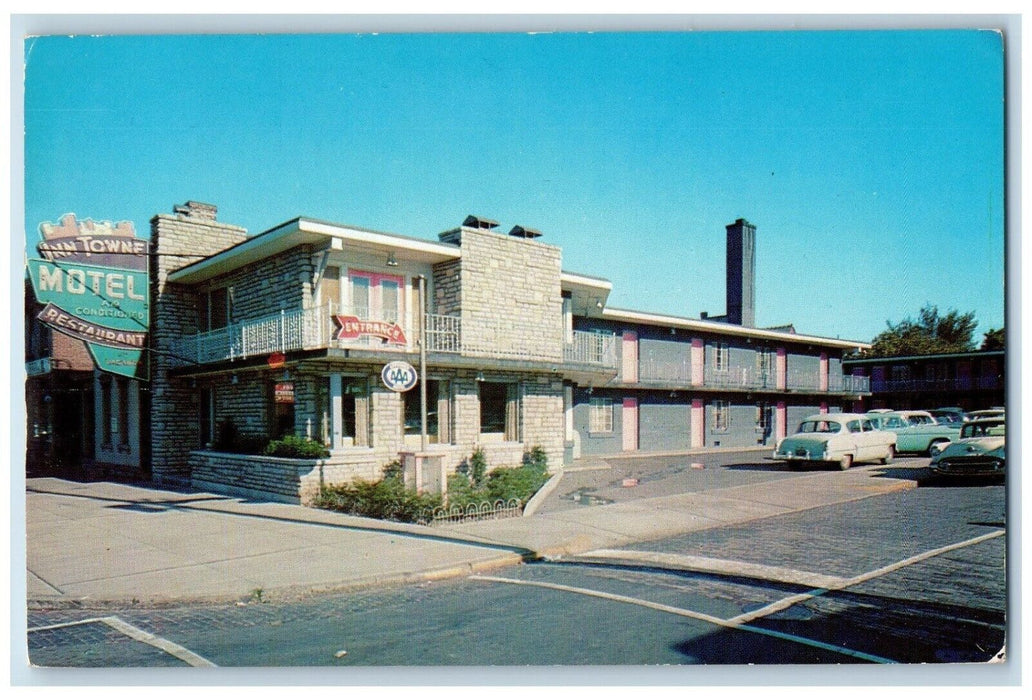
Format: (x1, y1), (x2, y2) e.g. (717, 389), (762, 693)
(333, 315), (408, 346)
(381, 361), (417, 392)
(27, 214), (149, 380)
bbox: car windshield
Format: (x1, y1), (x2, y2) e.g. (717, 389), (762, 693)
(961, 421), (1005, 439)
(798, 420), (841, 434)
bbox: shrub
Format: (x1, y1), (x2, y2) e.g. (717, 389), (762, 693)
(446, 446), (551, 508)
(485, 463), (550, 504)
(264, 434), (330, 459)
(382, 459), (404, 481)
(469, 447), (488, 487)
(315, 476), (442, 523)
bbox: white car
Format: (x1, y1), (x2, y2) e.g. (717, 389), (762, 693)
(930, 418), (1006, 478)
(773, 413), (897, 470)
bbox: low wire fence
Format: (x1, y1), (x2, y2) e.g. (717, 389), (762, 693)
(420, 498), (523, 526)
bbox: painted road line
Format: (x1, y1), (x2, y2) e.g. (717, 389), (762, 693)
(27, 616), (217, 667)
(566, 550), (851, 589)
(471, 574), (897, 664)
(728, 530), (1006, 626)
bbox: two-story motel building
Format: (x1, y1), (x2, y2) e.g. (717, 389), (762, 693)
(109, 201), (866, 503)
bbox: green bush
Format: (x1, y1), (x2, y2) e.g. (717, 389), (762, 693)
(315, 476), (442, 523)
(469, 447), (488, 487)
(446, 446), (551, 509)
(264, 434), (330, 459)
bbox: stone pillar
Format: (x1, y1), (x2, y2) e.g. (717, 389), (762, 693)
(149, 201), (247, 486)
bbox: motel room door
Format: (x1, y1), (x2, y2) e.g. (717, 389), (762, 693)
(622, 397), (638, 452)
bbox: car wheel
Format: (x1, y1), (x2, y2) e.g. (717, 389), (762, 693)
(928, 440), (948, 457)
(839, 454), (853, 471)
(881, 446), (895, 465)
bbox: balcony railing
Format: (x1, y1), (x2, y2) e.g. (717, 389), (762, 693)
(563, 331), (618, 368)
(170, 306), (618, 370)
(870, 376), (1001, 393)
(636, 363), (869, 394)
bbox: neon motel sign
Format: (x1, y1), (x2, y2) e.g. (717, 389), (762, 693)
(27, 214), (150, 380)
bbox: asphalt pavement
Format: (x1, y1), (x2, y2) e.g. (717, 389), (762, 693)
(24, 450), (922, 608)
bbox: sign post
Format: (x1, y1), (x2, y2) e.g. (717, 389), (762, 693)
(418, 275), (428, 452)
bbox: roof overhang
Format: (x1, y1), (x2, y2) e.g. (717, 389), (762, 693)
(602, 307), (871, 351)
(561, 271), (612, 318)
(168, 217), (461, 284)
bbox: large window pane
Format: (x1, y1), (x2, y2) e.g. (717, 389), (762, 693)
(480, 382), (508, 434)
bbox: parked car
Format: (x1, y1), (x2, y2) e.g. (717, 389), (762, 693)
(864, 410), (961, 456)
(967, 408), (1006, 421)
(929, 408), (967, 426)
(930, 418), (1005, 478)
(772, 413), (896, 470)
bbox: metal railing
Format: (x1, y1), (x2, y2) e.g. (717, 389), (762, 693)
(564, 330), (618, 368)
(639, 357), (692, 384)
(870, 376), (1001, 393)
(171, 308), (619, 369)
(704, 367), (779, 390)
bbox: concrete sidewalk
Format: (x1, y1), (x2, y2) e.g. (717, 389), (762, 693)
(24, 463), (918, 608)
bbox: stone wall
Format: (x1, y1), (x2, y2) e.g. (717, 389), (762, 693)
(197, 246), (315, 321)
(440, 227), (563, 362)
(149, 201), (247, 485)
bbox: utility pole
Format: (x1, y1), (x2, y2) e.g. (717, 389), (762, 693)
(418, 275), (428, 452)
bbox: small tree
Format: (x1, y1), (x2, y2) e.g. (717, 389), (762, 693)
(865, 304), (977, 357)
(981, 327), (1005, 351)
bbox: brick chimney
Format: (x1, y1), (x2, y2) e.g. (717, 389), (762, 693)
(726, 218), (756, 327)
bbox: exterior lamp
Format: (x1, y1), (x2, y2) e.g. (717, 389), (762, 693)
(386, 252), (399, 267)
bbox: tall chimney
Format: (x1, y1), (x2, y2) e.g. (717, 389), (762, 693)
(726, 218), (756, 327)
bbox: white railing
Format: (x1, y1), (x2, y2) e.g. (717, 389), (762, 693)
(170, 306), (465, 366)
(831, 375), (871, 393)
(564, 331), (618, 368)
(704, 367), (779, 390)
(425, 313), (462, 353)
(639, 357), (691, 384)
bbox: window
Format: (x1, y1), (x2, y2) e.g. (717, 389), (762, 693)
(755, 403), (771, 432)
(714, 343), (730, 373)
(589, 397), (614, 433)
(348, 270), (403, 323)
(321, 265), (341, 311)
(799, 420), (841, 434)
(271, 381), (296, 438)
(198, 287), (230, 332)
(404, 380), (448, 443)
(847, 420), (862, 433)
(100, 376), (113, 446)
(325, 375), (370, 449)
(756, 348), (775, 378)
(200, 386), (215, 447)
(712, 400), (730, 432)
(480, 382), (518, 441)
(117, 378), (130, 447)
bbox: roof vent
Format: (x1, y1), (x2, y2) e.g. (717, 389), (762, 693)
(508, 225), (542, 239)
(463, 215), (499, 230)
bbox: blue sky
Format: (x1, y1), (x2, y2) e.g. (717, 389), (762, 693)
(22, 30), (1006, 344)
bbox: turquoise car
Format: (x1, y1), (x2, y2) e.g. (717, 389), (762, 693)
(864, 410), (961, 455)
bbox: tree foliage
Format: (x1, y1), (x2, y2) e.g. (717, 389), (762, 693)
(865, 305), (978, 357)
(981, 327), (1005, 351)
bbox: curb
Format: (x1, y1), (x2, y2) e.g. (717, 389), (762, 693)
(522, 470), (564, 517)
(26, 552), (528, 611)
